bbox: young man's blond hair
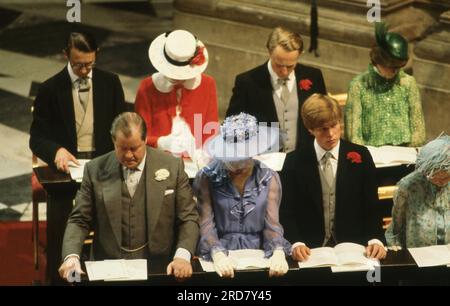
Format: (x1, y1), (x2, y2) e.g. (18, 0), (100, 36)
(301, 94), (342, 130)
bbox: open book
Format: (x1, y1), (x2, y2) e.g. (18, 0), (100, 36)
(408, 245), (450, 267)
(199, 249), (270, 272)
(68, 159), (90, 182)
(298, 243), (378, 272)
(85, 259), (147, 281)
(366, 145), (418, 168)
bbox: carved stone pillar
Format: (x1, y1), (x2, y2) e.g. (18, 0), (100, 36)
(413, 10), (450, 138)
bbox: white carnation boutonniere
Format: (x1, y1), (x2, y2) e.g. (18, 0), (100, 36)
(155, 169), (170, 181)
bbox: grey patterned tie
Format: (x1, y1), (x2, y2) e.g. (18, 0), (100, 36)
(77, 77), (90, 111)
(277, 78), (290, 105)
(322, 152), (334, 187)
(126, 168), (139, 198)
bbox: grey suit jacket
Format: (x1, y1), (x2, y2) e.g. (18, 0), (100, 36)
(62, 147), (199, 261)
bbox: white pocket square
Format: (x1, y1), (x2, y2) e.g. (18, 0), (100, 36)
(164, 189), (174, 196)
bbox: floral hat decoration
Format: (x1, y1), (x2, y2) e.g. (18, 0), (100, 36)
(416, 135), (450, 178)
(206, 113), (279, 161)
(148, 29), (208, 80)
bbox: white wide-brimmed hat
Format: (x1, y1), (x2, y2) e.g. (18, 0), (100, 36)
(148, 29), (208, 80)
(206, 113), (279, 161)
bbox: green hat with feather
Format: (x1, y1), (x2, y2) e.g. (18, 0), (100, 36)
(372, 22), (409, 68)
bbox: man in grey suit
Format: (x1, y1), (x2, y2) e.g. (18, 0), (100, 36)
(58, 112), (199, 281)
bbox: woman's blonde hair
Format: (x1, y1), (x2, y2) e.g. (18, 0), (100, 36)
(301, 94), (342, 130)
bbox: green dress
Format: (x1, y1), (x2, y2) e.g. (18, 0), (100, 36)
(345, 64), (425, 147)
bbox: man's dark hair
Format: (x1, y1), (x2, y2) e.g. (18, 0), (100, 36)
(64, 31), (98, 55)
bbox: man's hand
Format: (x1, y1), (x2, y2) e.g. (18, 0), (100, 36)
(58, 256), (85, 282)
(166, 257), (193, 281)
(54, 147), (78, 173)
(366, 244), (387, 259)
(292, 245), (311, 262)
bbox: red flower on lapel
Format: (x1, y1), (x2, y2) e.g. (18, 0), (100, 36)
(298, 79), (313, 91)
(190, 46), (206, 66)
(346, 151), (362, 164)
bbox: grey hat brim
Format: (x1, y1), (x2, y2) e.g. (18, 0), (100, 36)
(206, 126), (279, 161)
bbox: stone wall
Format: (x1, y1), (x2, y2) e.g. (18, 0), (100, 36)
(173, 0), (449, 139)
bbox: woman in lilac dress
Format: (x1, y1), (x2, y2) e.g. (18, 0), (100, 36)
(194, 113), (291, 278)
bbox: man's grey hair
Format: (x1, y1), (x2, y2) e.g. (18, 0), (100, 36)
(110, 112), (147, 142)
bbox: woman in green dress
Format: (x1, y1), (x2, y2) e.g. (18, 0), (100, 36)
(345, 23), (426, 147)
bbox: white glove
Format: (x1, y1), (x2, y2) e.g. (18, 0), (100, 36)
(172, 116), (196, 156)
(171, 115), (192, 138)
(192, 149), (210, 169)
(269, 249), (288, 277)
(157, 134), (186, 154)
(212, 251), (235, 278)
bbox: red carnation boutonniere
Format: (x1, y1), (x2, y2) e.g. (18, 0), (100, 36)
(298, 79), (313, 91)
(190, 46), (206, 66)
(347, 151), (362, 164)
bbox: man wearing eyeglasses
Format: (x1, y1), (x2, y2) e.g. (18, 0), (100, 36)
(29, 31), (125, 283)
(30, 31), (125, 172)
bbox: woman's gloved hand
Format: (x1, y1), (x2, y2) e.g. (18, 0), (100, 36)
(212, 251), (235, 278)
(269, 249), (289, 277)
(157, 134), (186, 154)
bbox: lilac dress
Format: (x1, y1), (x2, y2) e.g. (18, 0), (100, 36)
(194, 160), (291, 259)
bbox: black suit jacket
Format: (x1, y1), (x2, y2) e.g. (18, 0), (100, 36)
(30, 67), (125, 164)
(226, 62), (327, 148)
(280, 139), (384, 248)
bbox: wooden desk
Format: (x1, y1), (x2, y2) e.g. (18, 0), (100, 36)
(33, 166), (79, 284)
(80, 250), (450, 286)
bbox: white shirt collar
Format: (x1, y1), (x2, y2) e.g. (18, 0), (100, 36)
(67, 62), (93, 84)
(314, 139), (340, 163)
(267, 60), (296, 91)
(152, 72), (201, 93)
(122, 152), (146, 173)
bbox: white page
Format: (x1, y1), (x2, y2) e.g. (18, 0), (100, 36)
(298, 247), (339, 268)
(68, 159), (90, 182)
(124, 259), (147, 280)
(408, 245), (450, 267)
(104, 259), (147, 281)
(253, 152), (287, 171)
(366, 146), (417, 167)
(199, 249), (270, 272)
(334, 243), (368, 266)
(298, 243), (371, 269)
(228, 249), (270, 270)
(331, 259), (378, 273)
(85, 260), (127, 281)
(198, 258), (215, 272)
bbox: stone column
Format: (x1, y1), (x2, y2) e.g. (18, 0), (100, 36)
(413, 10), (450, 138)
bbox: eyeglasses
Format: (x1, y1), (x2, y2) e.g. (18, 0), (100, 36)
(71, 61), (96, 70)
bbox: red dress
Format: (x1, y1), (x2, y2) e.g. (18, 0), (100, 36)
(135, 74), (219, 148)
